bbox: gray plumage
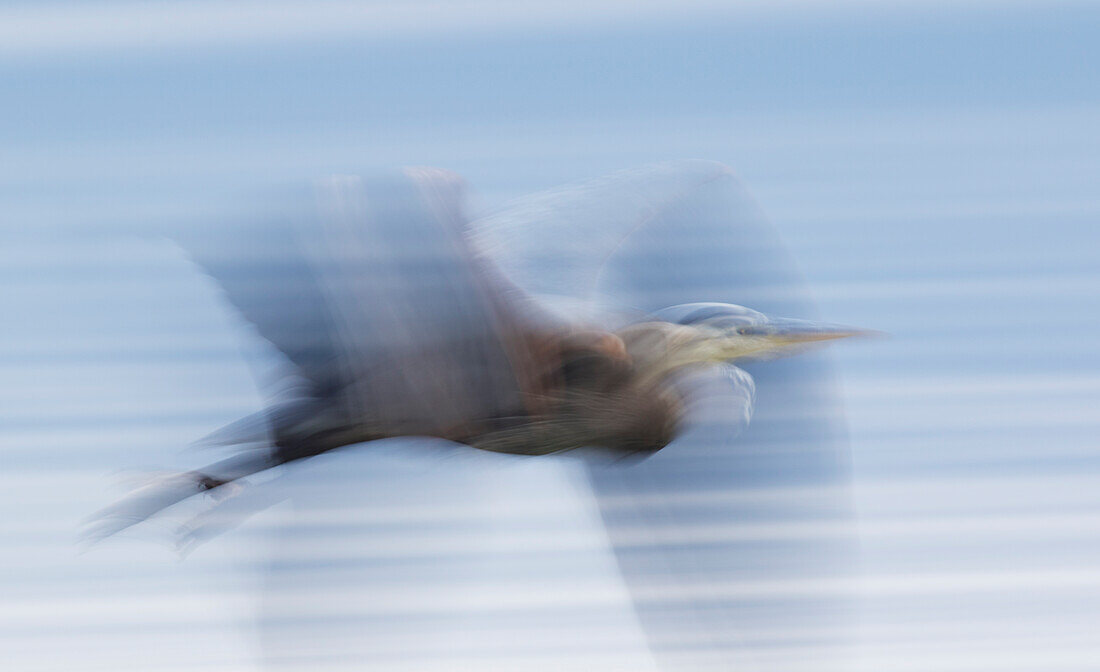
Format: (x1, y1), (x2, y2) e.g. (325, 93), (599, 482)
(84, 161), (860, 545)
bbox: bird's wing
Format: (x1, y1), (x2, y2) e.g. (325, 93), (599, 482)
(473, 160), (809, 324)
(178, 168), (532, 435)
(480, 161), (852, 665)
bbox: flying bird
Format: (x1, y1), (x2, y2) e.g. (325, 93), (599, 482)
(84, 161), (862, 545)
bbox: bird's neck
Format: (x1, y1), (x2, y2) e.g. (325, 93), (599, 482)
(619, 322), (734, 386)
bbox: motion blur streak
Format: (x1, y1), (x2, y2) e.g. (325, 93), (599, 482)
(0, 1), (1010, 57)
(3, 1), (1100, 672)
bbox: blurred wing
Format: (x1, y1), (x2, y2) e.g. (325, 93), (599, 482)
(479, 162), (854, 667)
(179, 168), (528, 434)
(677, 362), (756, 437)
(473, 160), (800, 322)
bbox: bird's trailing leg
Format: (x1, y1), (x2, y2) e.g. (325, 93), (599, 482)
(83, 415), (387, 549)
(81, 449), (279, 547)
(174, 470), (292, 557)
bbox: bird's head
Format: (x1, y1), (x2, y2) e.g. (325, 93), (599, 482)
(650, 302), (867, 364)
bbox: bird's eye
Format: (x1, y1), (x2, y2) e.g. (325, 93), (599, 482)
(736, 327), (748, 335)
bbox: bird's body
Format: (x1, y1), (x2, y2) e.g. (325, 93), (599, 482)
(192, 321), (704, 492)
(85, 161), (862, 545)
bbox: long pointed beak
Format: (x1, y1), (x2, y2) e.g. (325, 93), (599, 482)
(756, 318), (872, 345)
(730, 318), (877, 360)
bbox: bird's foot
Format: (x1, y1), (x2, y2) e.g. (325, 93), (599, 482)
(81, 470), (225, 547)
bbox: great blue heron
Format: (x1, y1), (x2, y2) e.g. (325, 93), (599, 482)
(84, 161), (861, 544)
